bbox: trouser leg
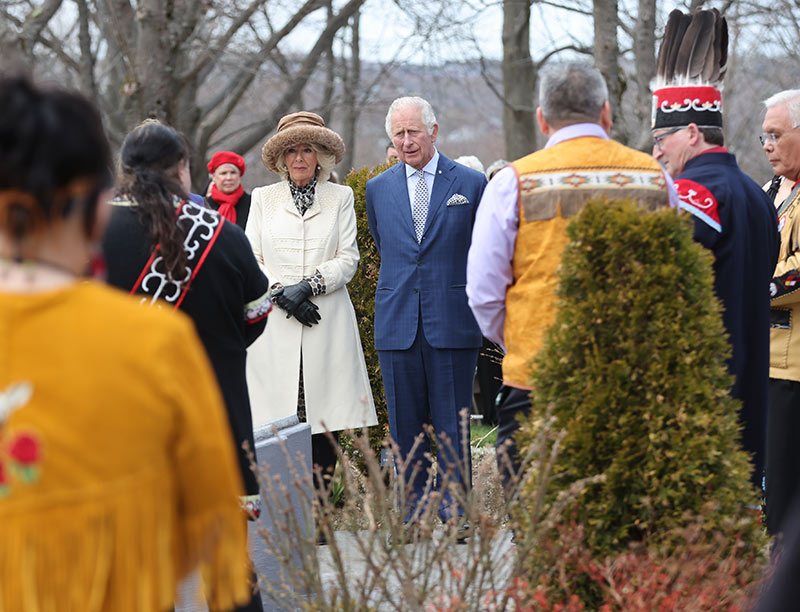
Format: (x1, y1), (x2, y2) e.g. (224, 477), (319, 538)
(378, 332), (432, 521)
(766, 378), (800, 535)
(495, 386), (532, 505)
(475, 338), (503, 425)
(311, 431), (340, 493)
(418, 332), (479, 521)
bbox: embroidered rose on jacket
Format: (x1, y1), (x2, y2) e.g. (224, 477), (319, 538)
(0, 461), (8, 497)
(0, 382), (42, 496)
(8, 432), (41, 483)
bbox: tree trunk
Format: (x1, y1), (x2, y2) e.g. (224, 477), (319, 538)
(74, 0), (97, 98)
(593, 0), (625, 142)
(632, 0), (656, 150)
(502, 0), (537, 161)
(132, 0), (172, 123)
(339, 11), (360, 177)
(321, 0), (336, 124)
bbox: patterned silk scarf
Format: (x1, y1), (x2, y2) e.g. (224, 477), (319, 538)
(288, 176), (317, 216)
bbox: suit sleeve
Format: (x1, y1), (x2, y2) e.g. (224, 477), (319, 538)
(365, 180), (381, 255)
(315, 187), (360, 293)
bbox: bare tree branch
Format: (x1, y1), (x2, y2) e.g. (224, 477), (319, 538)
(198, 0), (322, 121)
(74, 0), (97, 96)
(177, 0), (268, 87)
(534, 43), (592, 69)
(227, 0), (366, 156)
(19, 0), (63, 57)
(538, 0), (593, 16)
(689, 0), (706, 13)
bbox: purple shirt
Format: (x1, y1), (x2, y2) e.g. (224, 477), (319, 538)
(466, 123), (677, 348)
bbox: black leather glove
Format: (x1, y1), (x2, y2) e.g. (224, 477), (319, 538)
(293, 299), (321, 327)
(273, 280), (313, 317)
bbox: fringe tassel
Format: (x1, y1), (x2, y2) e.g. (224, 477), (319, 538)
(0, 469), (249, 612)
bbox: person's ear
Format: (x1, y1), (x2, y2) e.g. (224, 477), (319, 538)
(687, 123), (702, 145)
(600, 101), (612, 133)
(536, 108), (550, 136)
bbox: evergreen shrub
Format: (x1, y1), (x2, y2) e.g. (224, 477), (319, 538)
(344, 163), (391, 453)
(517, 198), (766, 564)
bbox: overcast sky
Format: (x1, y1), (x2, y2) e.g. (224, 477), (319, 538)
(278, 0), (596, 66)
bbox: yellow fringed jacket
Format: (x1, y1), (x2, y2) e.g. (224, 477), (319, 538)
(0, 282), (251, 612)
(503, 137), (669, 387)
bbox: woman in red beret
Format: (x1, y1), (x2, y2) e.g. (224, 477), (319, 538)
(206, 151), (251, 229)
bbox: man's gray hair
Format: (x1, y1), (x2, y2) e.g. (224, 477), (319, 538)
(385, 96), (437, 140)
(538, 62), (609, 127)
(764, 89), (800, 128)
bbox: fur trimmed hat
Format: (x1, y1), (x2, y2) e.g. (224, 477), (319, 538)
(261, 112), (345, 173)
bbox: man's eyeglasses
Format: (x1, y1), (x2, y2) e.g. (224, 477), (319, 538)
(653, 126), (684, 150)
(760, 132), (780, 146)
(760, 127), (800, 146)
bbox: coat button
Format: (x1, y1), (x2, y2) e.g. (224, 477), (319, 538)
(414, 288), (418, 293)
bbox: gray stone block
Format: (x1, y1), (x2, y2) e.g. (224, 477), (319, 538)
(176, 415), (312, 612)
(250, 416), (313, 611)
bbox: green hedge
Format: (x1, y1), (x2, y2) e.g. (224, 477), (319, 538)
(345, 164), (391, 453)
(517, 198), (765, 563)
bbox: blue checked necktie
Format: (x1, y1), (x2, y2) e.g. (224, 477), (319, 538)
(412, 169), (428, 242)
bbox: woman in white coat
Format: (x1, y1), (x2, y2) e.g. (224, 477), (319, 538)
(245, 111), (377, 490)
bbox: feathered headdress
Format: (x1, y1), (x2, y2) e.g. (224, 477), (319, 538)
(651, 9), (728, 130)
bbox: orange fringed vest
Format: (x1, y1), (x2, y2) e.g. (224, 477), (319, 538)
(503, 136), (670, 388)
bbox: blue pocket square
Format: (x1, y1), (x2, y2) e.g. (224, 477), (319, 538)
(447, 194), (469, 206)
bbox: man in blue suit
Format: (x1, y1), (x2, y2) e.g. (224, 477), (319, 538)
(366, 96), (487, 528)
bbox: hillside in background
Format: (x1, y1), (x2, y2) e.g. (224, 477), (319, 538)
(217, 53), (790, 193)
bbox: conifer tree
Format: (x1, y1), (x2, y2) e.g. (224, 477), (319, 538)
(517, 199), (764, 563)
(345, 164), (390, 452)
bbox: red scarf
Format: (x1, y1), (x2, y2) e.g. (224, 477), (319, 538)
(210, 184), (244, 224)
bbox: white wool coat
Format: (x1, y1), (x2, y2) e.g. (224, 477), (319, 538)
(245, 179), (378, 434)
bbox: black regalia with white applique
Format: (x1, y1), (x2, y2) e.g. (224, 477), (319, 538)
(103, 199), (271, 495)
(653, 9), (780, 489)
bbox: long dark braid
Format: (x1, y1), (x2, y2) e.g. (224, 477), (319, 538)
(118, 121), (190, 280)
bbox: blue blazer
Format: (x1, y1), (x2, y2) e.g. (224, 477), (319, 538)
(366, 154), (487, 351)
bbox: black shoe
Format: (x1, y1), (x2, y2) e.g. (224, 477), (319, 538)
(388, 522), (431, 546)
(445, 517), (471, 544)
(457, 520), (471, 544)
(316, 530), (329, 546)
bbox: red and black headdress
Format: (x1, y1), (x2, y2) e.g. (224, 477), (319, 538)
(651, 9), (728, 130)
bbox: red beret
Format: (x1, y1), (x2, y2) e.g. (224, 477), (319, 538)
(207, 151), (246, 176)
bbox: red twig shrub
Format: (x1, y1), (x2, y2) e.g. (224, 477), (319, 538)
(498, 522), (765, 612)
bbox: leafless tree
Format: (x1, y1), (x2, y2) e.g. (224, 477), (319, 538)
(1, 0), (366, 184)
